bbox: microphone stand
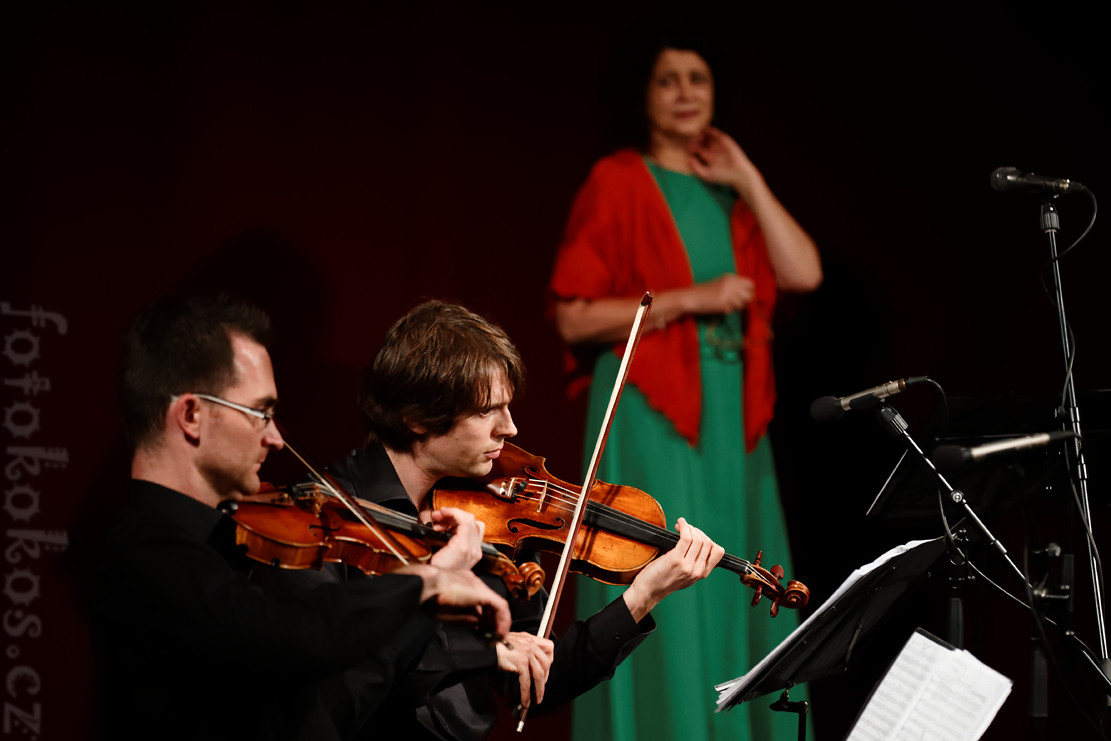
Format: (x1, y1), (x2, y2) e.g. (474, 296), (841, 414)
(873, 403), (1050, 726)
(876, 400), (1111, 733)
(872, 405), (1027, 587)
(1039, 197), (1109, 674)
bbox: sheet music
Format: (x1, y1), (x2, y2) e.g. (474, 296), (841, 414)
(715, 538), (938, 710)
(846, 629), (1012, 741)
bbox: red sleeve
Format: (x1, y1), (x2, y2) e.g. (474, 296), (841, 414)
(551, 158), (625, 302)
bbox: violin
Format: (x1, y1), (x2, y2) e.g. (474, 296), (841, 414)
(229, 480), (546, 600)
(432, 443), (809, 616)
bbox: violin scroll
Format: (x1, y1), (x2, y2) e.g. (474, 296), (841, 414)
(781, 580), (811, 610)
(740, 551), (810, 618)
(514, 561), (547, 599)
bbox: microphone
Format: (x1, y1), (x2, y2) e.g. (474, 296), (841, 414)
(990, 167), (1088, 196)
(932, 430), (1077, 471)
(810, 376), (929, 422)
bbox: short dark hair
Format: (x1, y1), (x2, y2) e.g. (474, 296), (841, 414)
(359, 300), (524, 451)
(605, 25), (726, 152)
(120, 295), (272, 450)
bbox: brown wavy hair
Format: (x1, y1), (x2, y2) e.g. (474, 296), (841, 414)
(358, 300), (524, 451)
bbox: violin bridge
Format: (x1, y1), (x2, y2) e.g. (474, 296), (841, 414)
(534, 479), (548, 513)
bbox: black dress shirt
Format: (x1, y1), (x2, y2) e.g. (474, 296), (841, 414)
(327, 445), (654, 740)
(90, 479), (436, 741)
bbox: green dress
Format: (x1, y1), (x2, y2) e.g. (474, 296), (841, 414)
(572, 161), (807, 741)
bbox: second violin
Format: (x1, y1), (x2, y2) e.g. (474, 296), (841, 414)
(231, 480), (546, 600)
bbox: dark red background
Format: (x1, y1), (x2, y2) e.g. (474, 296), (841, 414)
(5, 3), (1109, 739)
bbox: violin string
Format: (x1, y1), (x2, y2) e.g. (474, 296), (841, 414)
(516, 480), (682, 541)
(306, 485), (504, 559)
(517, 478), (671, 537)
(502, 478), (755, 575)
(526, 484), (756, 576)
(512, 480), (663, 539)
(281, 440), (412, 564)
(469, 472), (764, 577)
(517, 478), (754, 571)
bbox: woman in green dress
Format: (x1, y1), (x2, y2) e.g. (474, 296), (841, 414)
(549, 29), (823, 741)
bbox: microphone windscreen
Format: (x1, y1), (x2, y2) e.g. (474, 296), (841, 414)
(810, 396), (844, 423)
(990, 167), (1018, 192)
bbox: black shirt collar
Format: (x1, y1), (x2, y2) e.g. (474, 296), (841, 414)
(128, 479), (226, 538)
(327, 443), (416, 516)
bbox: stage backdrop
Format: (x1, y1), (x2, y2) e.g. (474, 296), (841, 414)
(5, 3), (1109, 739)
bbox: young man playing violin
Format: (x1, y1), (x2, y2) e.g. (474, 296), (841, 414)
(90, 295), (512, 741)
(326, 299), (725, 739)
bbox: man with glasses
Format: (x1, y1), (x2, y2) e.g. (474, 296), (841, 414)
(91, 294), (511, 741)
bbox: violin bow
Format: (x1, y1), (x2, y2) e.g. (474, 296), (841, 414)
(279, 433), (415, 566)
(517, 291), (653, 732)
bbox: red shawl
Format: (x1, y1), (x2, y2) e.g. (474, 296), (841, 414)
(549, 149), (777, 452)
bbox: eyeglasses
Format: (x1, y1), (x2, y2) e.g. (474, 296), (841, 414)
(186, 393), (276, 426)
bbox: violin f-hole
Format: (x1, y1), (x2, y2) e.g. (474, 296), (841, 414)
(507, 517), (567, 534)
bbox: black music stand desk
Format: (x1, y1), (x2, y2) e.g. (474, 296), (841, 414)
(716, 537), (947, 714)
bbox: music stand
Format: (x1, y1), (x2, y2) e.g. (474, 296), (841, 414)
(865, 394), (1067, 521)
(716, 537), (947, 737)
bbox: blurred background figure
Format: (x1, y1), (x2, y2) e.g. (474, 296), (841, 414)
(549, 26), (822, 740)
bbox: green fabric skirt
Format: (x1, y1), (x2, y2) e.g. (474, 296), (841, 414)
(571, 344), (808, 741)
